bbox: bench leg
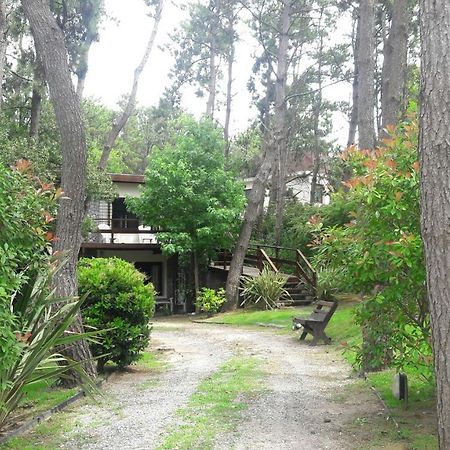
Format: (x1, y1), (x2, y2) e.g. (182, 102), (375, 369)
(299, 330), (308, 341)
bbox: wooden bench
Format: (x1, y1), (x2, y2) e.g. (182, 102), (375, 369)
(292, 300), (338, 345)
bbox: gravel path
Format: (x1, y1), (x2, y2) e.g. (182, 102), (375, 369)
(60, 318), (383, 450)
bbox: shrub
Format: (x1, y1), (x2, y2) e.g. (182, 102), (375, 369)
(78, 258), (155, 370)
(0, 262), (97, 431)
(0, 161), (57, 377)
(311, 116), (431, 377)
(195, 288), (226, 315)
(240, 266), (289, 310)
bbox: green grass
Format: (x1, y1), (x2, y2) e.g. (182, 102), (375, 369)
(206, 306), (314, 329)
(158, 356), (263, 450)
(135, 350), (166, 371)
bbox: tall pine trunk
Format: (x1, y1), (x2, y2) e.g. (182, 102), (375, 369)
(21, 0), (96, 381)
(356, 0), (376, 150)
(310, 10), (324, 205)
(224, 40), (235, 159)
(347, 8), (360, 147)
(419, 0), (450, 446)
(273, 0), (291, 248)
(225, 0), (291, 309)
(381, 0), (408, 134)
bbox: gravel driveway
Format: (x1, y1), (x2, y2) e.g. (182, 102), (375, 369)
(59, 318), (383, 450)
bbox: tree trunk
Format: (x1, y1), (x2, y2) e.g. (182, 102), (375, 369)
(224, 147), (274, 310)
(381, 0), (408, 135)
(310, 10), (324, 205)
(193, 249), (200, 312)
(347, 8), (360, 147)
(29, 60), (45, 140)
(273, 0), (291, 248)
(0, 0), (8, 108)
(224, 40), (235, 159)
(225, 0), (291, 309)
(29, 89), (42, 140)
(206, 36), (217, 118)
(98, 0), (164, 170)
(419, 0), (450, 447)
(356, 0), (376, 150)
(21, 0), (96, 381)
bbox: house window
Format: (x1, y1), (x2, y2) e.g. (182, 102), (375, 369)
(313, 184), (325, 204)
(111, 198), (139, 229)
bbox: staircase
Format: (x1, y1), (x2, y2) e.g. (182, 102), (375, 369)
(283, 276), (315, 306)
(213, 243), (317, 306)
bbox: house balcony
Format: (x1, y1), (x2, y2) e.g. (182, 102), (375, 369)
(83, 217), (163, 248)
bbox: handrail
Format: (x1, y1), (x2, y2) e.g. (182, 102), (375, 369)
(259, 248), (279, 273)
(296, 249), (315, 275)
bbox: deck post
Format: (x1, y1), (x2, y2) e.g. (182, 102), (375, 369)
(257, 246), (263, 273)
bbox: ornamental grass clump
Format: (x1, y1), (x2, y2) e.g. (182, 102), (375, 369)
(240, 266), (290, 310)
(78, 258), (155, 371)
(0, 263), (98, 431)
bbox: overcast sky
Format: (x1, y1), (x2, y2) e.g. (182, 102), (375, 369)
(84, 0), (351, 146)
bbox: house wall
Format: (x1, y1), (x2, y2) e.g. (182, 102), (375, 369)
(115, 182), (142, 198)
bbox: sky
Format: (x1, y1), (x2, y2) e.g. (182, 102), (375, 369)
(84, 0), (352, 146)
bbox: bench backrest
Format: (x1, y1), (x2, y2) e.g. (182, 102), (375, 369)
(308, 300), (338, 325)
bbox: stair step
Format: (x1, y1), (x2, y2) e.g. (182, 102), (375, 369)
(288, 293), (308, 301)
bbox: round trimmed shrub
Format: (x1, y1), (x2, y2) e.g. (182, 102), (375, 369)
(78, 257), (155, 370)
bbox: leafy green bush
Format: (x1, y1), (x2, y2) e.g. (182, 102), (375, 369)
(0, 162), (57, 377)
(312, 116), (431, 377)
(0, 262), (97, 431)
(240, 267), (289, 310)
(78, 258), (155, 370)
(195, 288), (226, 315)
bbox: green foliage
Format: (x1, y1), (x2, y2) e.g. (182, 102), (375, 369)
(0, 264), (98, 431)
(0, 163), (57, 375)
(130, 116), (246, 257)
(259, 196), (353, 259)
(240, 267), (289, 310)
(195, 288), (226, 315)
(312, 117), (431, 377)
(78, 258), (155, 369)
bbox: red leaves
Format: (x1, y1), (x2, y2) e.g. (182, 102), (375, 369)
(44, 231), (55, 242)
(16, 332), (32, 344)
(412, 161), (420, 172)
(13, 159), (32, 173)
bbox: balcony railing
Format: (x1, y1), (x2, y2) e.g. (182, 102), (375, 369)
(88, 218), (164, 245)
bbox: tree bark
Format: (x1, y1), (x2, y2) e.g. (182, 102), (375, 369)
(381, 0), (408, 134)
(310, 9), (324, 205)
(347, 7), (360, 147)
(98, 0), (164, 170)
(224, 0), (291, 309)
(356, 0), (376, 150)
(224, 146), (274, 310)
(224, 39), (235, 159)
(205, 33), (217, 118)
(419, 0), (450, 447)
(29, 60), (45, 140)
(0, 0), (8, 108)
(273, 0), (291, 248)
(21, 0), (96, 380)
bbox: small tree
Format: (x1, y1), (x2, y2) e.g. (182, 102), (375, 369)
(130, 116), (245, 298)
